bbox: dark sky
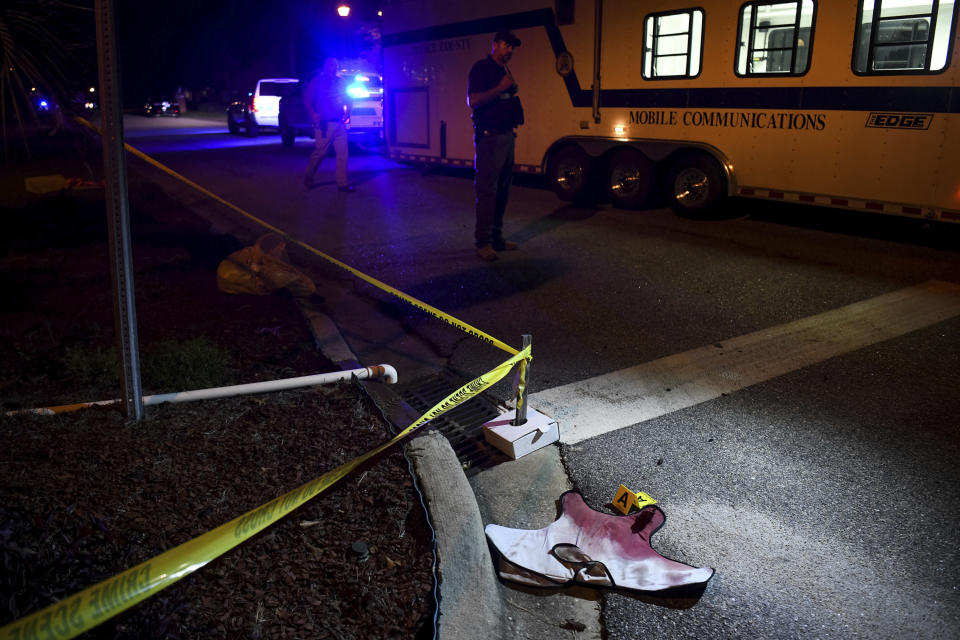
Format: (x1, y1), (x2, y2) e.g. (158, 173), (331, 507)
(116, 0), (381, 105)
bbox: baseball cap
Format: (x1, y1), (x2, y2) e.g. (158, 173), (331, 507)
(494, 31), (522, 47)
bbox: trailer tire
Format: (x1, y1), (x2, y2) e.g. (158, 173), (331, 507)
(548, 145), (597, 204)
(666, 152), (725, 215)
(607, 149), (654, 210)
(245, 115), (258, 137)
(228, 112), (240, 134)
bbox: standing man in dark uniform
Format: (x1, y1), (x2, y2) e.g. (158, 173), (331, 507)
(468, 31), (523, 261)
(304, 57), (354, 192)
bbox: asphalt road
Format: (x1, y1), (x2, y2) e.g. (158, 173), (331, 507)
(123, 114), (960, 639)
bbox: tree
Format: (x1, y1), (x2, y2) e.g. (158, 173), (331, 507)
(0, 0), (95, 163)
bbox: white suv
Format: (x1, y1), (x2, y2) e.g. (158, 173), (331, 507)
(228, 78), (299, 135)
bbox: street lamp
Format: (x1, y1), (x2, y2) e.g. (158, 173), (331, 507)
(337, 4), (350, 17)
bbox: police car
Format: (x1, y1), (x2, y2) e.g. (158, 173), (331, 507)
(277, 71), (383, 147)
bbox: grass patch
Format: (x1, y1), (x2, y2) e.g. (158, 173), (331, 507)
(62, 344), (118, 387)
(60, 337), (234, 393)
(142, 337), (234, 391)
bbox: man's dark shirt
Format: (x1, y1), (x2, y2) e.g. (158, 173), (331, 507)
(305, 72), (348, 121)
(468, 55), (518, 132)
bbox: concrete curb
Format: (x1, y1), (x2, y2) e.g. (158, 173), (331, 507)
(299, 300), (503, 640)
(299, 301), (603, 639)
(406, 432), (504, 640)
(301, 299), (601, 639)
(298, 300), (362, 370)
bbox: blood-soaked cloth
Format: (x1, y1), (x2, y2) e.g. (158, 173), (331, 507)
(484, 491), (714, 592)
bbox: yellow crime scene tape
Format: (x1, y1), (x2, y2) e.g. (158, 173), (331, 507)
(2, 118), (533, 640)
(0, 345), (531, 640)
(73, 117), (518, 357)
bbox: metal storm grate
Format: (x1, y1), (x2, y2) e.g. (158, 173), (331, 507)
(398, 370), (511, 476)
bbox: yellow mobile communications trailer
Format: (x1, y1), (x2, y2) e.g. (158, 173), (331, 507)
(382, 0), (959, 221)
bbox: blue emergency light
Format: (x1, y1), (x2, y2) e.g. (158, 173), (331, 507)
(346, 75), (371, 99)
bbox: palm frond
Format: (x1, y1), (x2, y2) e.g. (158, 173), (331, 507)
(0, 0), (95, 163)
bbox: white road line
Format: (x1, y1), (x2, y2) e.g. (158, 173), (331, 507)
(531, 280), (960, 445)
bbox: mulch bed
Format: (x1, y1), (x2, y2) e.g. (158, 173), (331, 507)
(0, 184), (436, 638)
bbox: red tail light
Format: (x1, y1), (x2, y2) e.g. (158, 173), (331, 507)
(251, 96), (259, 112)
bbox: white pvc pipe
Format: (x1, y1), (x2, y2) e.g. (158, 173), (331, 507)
(6, 365), (398, 416)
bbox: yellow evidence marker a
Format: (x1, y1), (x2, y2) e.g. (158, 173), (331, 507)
(612, 484), (658, 515)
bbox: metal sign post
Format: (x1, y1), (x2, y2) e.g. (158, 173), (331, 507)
(512, 334), (531, 426)
(485, 333), (559, 459)
(95, 0), (143, 420)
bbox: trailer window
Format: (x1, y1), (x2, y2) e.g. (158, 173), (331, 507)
(736, 1), (816, 75)
(853, 0), (958, 73)
(642, 9), (705, 78)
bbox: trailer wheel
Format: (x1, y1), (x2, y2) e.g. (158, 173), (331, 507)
(245, 115), (258, 137)
(666, 153), (725, 215)
(548, 145), (596, 203)
(607, 149), (654, 210)
(228, 112), (240, 134)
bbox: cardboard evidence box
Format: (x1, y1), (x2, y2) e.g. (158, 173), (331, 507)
(482, 408), (560, 460)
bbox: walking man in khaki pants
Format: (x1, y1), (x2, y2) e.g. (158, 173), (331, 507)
(304, 57), (354, 192)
